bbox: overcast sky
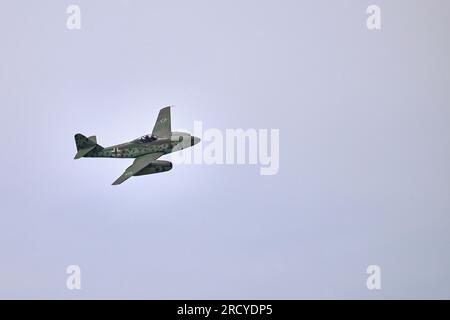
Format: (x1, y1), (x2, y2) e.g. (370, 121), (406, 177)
(0, 0), (449, 299)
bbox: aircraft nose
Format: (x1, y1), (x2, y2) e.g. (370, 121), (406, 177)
(191, 136), (200, 146)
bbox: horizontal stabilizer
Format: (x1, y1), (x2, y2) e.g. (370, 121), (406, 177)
(74, 145), (96, 159)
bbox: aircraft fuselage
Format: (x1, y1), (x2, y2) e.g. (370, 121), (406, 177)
(85, 132), (198, 159)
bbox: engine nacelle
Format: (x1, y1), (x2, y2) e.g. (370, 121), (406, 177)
(134, 160), (173, 176)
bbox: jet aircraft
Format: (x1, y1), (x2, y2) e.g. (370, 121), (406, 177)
(74, 106), (200, 185)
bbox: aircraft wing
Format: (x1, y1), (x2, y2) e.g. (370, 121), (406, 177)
(112, 152), (164, 185)
(151, 106), (171, 138)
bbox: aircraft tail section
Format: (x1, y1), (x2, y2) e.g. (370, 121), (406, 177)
(74, 133), (103, 159)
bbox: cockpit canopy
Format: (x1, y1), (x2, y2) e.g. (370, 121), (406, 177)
(138, 135), (157, 143)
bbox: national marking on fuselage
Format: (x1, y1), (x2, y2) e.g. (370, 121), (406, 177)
(74, 106), (200, 185)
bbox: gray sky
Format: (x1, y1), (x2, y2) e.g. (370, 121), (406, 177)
(0, 0), (449, 299)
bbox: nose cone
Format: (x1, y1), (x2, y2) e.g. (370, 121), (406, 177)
(191, 136), (201, 146)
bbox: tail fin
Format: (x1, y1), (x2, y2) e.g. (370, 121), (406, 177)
(74, 134), (103, 159)
(151, 106), (171, 138)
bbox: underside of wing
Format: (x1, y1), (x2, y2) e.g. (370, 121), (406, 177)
(112, 152), (164, 185)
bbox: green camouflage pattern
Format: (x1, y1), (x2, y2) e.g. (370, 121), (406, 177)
(74, 106), (200, 185)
